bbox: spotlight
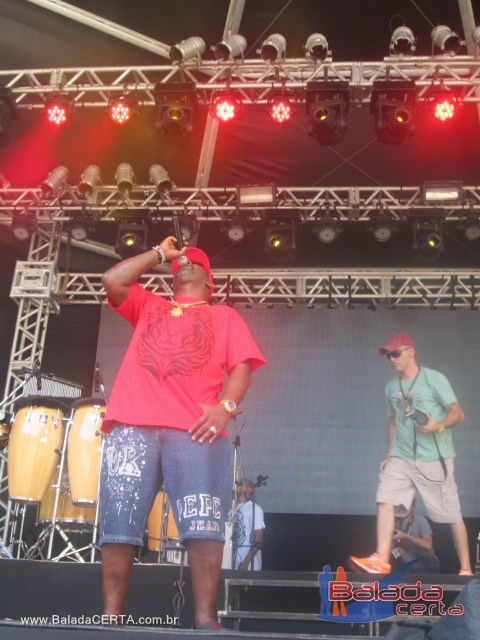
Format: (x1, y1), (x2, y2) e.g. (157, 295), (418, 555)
(65, 214), (93, 241)
(237, 184), (276, 206)
(0, 87), (18, 146)
(210, 92), (243, 122)
(412, 222), (444, 261)
(260, 33), (286, 62)
(371, 81), (416, 144)
(265, 223), (296, 263)
(305, 34), (330, 61)
(461, 213), (480, 242)
(154, 82), (196, 136)
(222, 215), (251, 243)
(115, 163), (135, 194)
(268, 95), (294, 124)
(369, 214), (396, 242)
(313, 215), (341, 244)
(431, 25), (463, 55)
(78, 165), (101, 197)
(108, 95), (135, 125)
(149, 164), (173, 194)
(306, 81), (349, 144)
(390, 26), (416, 55)
(213, 35), (246, 60)
(169, 37), (205, 64)
(473, 26), (480, 49)
(45, 95), (71, 126)
(115, 223), (149, 258)
(11, 211), (36, 241)
(41, 166), (69, 199)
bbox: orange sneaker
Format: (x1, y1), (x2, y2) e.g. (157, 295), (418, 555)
(348, 553), (392, 574)
(459, 569), (473, 576)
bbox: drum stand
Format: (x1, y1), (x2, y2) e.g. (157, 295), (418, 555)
(25, 414), (104, 563)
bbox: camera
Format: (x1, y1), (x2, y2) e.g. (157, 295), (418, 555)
(405, 407), (429, 426)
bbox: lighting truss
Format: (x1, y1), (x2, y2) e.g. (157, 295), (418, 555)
(2, 185), (480, 224)
(1, 57), (480, 110)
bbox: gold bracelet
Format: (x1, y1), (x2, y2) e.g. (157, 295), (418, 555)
(438, 424), (446, 433)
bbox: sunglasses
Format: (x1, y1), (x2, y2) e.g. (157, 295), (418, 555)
(386, 347), (411, 360)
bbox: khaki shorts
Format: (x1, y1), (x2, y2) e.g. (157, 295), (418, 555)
(376, 456), (462, 523)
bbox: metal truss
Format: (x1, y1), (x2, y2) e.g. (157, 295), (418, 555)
(58, 268), (480, 309)
(1, 56), (480, 109)
(1, 185), (480, 223)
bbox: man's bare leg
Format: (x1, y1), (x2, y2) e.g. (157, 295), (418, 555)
(451, 520), (472, 573)
(187, 539), (223, 629)
(102, 543), (136, 620)
(377, 502), (395, 564)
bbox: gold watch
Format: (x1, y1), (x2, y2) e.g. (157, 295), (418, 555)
(220, 399), (237, 414)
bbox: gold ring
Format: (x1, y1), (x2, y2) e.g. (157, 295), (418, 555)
(209, 426), (217, 434)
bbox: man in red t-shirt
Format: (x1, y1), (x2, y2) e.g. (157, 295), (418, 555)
(99, 235), (265, 631)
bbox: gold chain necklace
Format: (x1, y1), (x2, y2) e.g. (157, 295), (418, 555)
(169, 299), (207, 317)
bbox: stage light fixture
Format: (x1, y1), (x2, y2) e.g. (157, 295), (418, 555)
(371, 81), (416, 144)
(41, 166), (69, 199)
(473, 26), (480, 48)
(268, 95), (294, 124)
(423, 181), (462, 204)
(177, 215), (198, 241)
(412, 222), (444, 260)
(115, 223), (149, 258)
(237, 184), (276, 206)
(65, 214), (94, 241)
(154, 82), (196, 136)
(390, 26), (416, 55)
(210, 92), (243, 122)
(115, 163), (135, 194)
(222, 215), (251, 243)
(213, 34), (246, 60)
(306, 81), (349, 145)
(260, 33), (286, 62)
(460, 213), (480, 242)
(433, 95), (456, 122)
(431, 25), (463, 55)
(78, 165), (101, 197)
(369, 214), (396, 242)
(0, 87), (18, 146)
(265, 223), (297, 263)
(305, 33), (330, 61)
(11, 211), (36, 241)
(169, 37), (205, 64)
(149, 164), (173, 195)
(313, 215), (341, 244)
(108, 95), (135, 125)
(45, 95), (71, 126)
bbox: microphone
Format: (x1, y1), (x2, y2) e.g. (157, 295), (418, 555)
(94, 362), (100, 393)
(172, 215), (189, 267)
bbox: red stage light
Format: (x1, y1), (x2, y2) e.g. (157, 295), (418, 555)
(46, 99), (69, 126)
(434, 98), (455, 122)
(270, 99), (293, 124)
(213, 97), (237, 122)
(108, 97), (132, 125)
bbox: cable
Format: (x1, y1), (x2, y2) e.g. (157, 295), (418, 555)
(245, 0), (295, 57)
(408, 0), (435, 29)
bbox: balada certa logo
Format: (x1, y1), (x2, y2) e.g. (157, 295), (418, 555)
(318, 562), (464, 623)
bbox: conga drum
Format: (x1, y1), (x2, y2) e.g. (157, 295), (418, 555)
(8, 397), (67, 503)
(39, 473), (94, 532)
(147, 490), (180, 552)
(68, 397), (106, 507)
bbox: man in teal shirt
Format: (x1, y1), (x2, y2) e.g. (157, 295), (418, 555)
(349, 333), (473, 575)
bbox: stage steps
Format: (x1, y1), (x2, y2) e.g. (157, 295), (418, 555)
(218, 574), (473, 635)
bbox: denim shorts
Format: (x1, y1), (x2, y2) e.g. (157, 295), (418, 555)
(99, 424), (230, 547)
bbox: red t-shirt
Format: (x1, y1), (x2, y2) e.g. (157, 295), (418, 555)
(102, 284), (266, 433)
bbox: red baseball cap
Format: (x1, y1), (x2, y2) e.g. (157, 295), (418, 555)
(171, 247), (214, 298)
(379, 333), (415, 356)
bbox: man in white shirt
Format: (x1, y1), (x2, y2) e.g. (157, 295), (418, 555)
(233, 479), (265, 570)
